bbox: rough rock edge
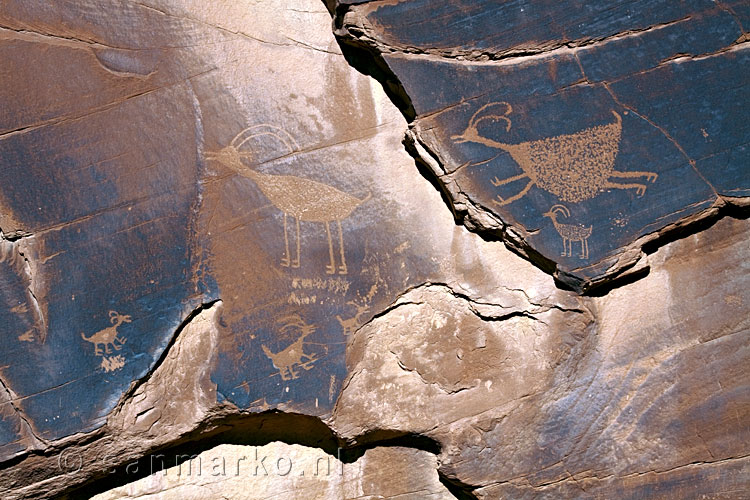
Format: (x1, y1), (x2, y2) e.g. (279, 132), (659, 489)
(5, 278), (573, 498)
(335, 5), (748, 65)
(328, 281), (593, 498)
(328, 1), (750, 294)
(0, 297), (466, 500)
(407, 126), (750, 293)
(0, 300), (220, 498)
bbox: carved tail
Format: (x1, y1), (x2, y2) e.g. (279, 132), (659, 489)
(80, 332), (93, 343)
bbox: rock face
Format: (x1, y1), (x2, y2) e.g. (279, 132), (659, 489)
(90, 443), (454, 500)
(0, 0), (747, 499)
(332, 0), (750, 290)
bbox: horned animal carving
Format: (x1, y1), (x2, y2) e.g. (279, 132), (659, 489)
(452, 102), (658, 205)
(206, 125), (370, 275)
(543, 205), (593, 259)
(262, 315), (318, 381)
(81, 311), (130, 356)
(336, 301), (370, 335)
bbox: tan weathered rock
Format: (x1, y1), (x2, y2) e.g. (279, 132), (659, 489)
(332, 215), (749, 497)
(91, 443), (453, 500)
(109, 301), (221, 440)
(332, 283), (591, 439)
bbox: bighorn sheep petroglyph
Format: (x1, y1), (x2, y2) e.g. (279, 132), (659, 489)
(543, 204), (593, 259)
(452, 102), (658, 205)
(262, 315), (318, 381)
(81, 311), (130, 356)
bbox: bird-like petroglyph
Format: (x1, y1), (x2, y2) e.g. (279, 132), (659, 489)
(80, 310), (130, 356)
(206, 125), (370, 275)
(543, 204), (592, 259)
(452, 102), (658, 205)
(261, 315), (319, 381)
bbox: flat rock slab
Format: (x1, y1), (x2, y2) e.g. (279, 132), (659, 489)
(334, 0), (749, 290)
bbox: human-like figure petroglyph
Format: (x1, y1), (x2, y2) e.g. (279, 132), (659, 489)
(81, 310), (130, 356)
(261, 315), (318, 381)
(206, 125), (370, 275)
(543, 204), (592, 259)
(452, 102), (658, 205)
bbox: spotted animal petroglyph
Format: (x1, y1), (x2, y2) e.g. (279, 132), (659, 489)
(452, 102), (658, 205)
(543, 204), (593, 259)
(261, 315), (319, 381)
(206, 125), (370, 275)
(81, 310), (130, 356)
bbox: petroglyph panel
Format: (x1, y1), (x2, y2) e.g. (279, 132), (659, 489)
(335, 0), (749, 289)
(0, 1), (748, 499)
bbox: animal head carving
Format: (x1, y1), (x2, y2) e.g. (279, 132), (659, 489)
(277, 314), (316, 337)
(452, 101), (513, 144)
(109, 310), (132, 324)
(205, 145), (243, 167)
(543, 204), (571, 219)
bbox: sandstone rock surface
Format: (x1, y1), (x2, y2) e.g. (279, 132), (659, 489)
(0, 0), (747, 499)
(330, 0), (750, 290)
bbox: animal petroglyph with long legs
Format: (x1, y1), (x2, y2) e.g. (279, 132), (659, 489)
(543, 204), (593, 259)
(336, 300), (370, 335)
(206, 125), (370, 275)
(452, 102), (658, 205)
(81, 310), (130, 356)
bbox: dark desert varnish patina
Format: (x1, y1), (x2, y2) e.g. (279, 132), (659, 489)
(333, 0), (749, 289)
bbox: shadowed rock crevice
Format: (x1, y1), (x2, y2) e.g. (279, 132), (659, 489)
(58, 410), (452, 499)
(438, 472), (480, 500)
(326, 3), (417, 121)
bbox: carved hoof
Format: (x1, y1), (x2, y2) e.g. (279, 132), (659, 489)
(338, 266), (348, 275)
(325, 265), (335, 275)
(492, 196), (508, 207)
(292, 260), (300, 269)
(637, 186), (646, 196)
(280, 257), (290, 267)
(648, 173), (658, 182)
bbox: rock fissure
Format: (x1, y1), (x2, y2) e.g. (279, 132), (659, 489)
(338, 9), (698, 64)
(0, 375), (46, 451)
(111, 299), (222, 416)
